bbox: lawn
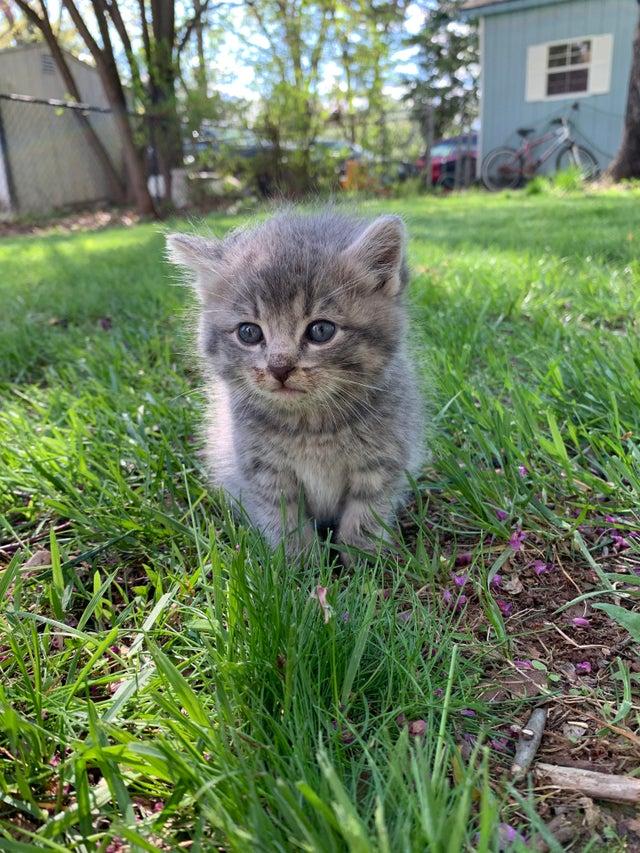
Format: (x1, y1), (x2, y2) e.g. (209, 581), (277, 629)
(1, 190), (640, 851)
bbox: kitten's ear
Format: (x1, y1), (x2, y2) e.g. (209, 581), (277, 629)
(166, 233), (224, 300)
(342, 215), (407, 296)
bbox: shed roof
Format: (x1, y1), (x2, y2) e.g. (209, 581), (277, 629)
(463, 0), (567, 12)
(462, 0), (512, 8)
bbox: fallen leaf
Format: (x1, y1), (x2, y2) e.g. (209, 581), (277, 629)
(310, 586), (333, 623)
(23, 549), (52, 570)
(502, 667), (548, 698)
(503, 575), (524, 595)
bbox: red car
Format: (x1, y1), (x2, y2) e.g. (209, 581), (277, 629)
(416, 133), (478, 187)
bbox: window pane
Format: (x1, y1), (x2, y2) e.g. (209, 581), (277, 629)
(548, 43), (569, 68)
(568, 68), (589, 91)
(570, 40), (591, 65)
(546, 68), (589, 96)
(431, 144), (455, 157)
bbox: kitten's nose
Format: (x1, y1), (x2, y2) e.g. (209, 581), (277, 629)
(268, 363), (294, 384)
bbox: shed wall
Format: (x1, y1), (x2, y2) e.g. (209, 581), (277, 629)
(0, 43), (125, 215)
(480, 0), (636, 171)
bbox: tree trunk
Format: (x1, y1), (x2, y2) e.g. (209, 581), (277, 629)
(94, 54), (156, 215)
(149, 0), (182, 205)
(607, 11), (640, 181)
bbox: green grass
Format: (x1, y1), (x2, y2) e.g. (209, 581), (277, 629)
(1, 190), (640, 851)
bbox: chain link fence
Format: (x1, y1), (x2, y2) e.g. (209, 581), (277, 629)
(0, 92), (477, 219)
(0, 93), (126, 217)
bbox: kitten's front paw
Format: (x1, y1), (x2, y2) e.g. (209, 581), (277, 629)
(279, 522), (318, 560)
(337, 529), (389, 565)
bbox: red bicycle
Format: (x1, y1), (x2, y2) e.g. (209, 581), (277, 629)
(481, 108), (599, 191)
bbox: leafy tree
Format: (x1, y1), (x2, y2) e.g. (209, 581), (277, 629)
(244, 0), (336, 193)
(332, 0), (407, 160)
(405, 0), (478, 146)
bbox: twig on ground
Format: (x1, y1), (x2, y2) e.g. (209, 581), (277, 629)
(0, 520), (72, 555)
(582, 713), (640, 747)
(535, 763), (640, 804)
(543, 621), (611, 650)
(512, 706), (548, 779)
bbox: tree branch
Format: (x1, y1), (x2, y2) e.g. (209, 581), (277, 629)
(137, 0), (152, 69)
(176, 0), (212, 56)
(61, 0), (102, 60)
(104, 0), (144, 95)
(245, 0), (286, 80)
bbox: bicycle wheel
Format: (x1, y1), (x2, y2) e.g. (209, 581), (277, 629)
(481, 147), (523, 191)
(556, 145), (600, 181)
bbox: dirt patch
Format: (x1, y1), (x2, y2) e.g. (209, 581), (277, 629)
(0, 207), (142, 238)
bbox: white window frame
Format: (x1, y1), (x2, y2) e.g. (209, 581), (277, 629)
(525, 33), (614, 103)
(545, 38), (591, 98)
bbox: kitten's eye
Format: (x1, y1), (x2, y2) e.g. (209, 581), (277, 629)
(237, 323), (263, 344)
(306, 320), (336, 343)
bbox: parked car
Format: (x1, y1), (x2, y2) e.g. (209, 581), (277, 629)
(416, 133), (478, 187)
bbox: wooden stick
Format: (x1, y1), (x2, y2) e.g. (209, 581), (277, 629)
(535, 763), (640, 804)
(511, 707), (547, 779)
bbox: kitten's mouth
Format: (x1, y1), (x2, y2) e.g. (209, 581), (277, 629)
(271, 386), (305, 396)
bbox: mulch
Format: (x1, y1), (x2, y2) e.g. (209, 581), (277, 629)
(396, 494), (640, 849)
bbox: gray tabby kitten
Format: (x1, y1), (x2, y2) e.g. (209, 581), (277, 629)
(167, 210), (424, 556)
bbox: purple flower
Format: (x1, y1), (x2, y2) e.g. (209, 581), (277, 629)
(434, 687), (444, 698)
(396, 713), (407, 726)
(497, 599), (513, 617)
(455, 551), (472, 567)
(409, 719), (427, 736)
(491, 574), (503, 588)
(398, 610), (412, 623)
(517, 465), (528, 478)
(509, 530), (526, 551)
(514, 659), (532, 670)
(460, 708), (476, 717)
(571, 616), (591, 628)
(498, 824), (525, 848)
(533, 560), (548, 575)
(612, 532), (630, 551)
(444, 588), (468, 610)
(341, 611), (350, 623)
(490, 737), (509, 752)
(452, 573), (468, 588)
(576, 661), (592, 674)
(605, 515), (619, 524)
(496, 509), (509, 522)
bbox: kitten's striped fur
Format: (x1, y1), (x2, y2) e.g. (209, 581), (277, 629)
(167, 210), (424, 555)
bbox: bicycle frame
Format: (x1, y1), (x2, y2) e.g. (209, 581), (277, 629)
(518, 120), (571, 175)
